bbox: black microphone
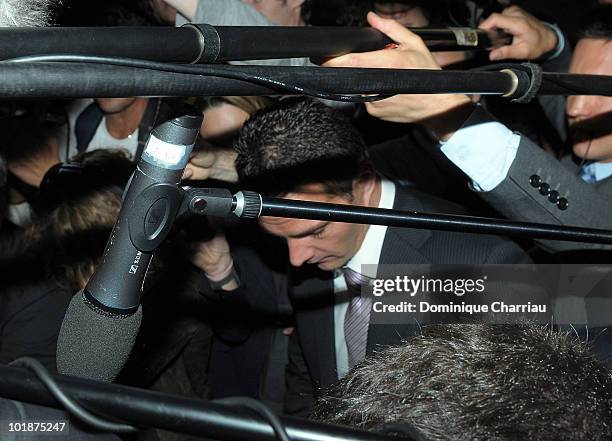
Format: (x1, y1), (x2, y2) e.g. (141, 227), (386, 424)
(0, 25), (510, 63)
(191, 25), (512, 61)
(3, 62), (612, 100)
(56, 109), (202, 382)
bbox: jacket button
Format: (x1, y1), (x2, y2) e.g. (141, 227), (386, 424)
(557, 198), (569, 210)
(548, 190), (559, 203)
(539, 183), (550, 196)
(529, 175), (541, 187)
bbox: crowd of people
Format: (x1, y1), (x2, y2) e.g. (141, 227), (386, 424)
(1, 0), (612, 440)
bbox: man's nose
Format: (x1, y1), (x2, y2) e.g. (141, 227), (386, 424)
(287, 239), (315, 267)
(567, 94), (594, 121)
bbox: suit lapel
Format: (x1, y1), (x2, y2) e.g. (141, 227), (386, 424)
(379, 184), (432, 268)
(290, 268), (337, 388)
(368, 184), (433, 352)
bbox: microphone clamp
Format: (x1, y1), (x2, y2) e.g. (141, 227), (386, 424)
(179, 187), (262, 220)
(127, 182), (184, 253)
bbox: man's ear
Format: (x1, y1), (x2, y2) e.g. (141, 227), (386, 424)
(289, 0), (306, 9)
(352, 166), (376, 205)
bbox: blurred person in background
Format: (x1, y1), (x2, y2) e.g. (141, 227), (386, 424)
(180, 96), (293, 410)
(165, 0), (312, 27)
(0, 101), (65, 229)
(0, 149), (133, 372)
(162, 0), (313, 66)
(60, 3), (190, 161)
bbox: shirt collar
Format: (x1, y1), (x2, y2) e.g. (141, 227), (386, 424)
(344, 178), (395, 278)
(592, 161), (612, 182)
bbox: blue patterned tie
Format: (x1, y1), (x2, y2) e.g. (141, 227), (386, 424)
(342, 267), (374, 370)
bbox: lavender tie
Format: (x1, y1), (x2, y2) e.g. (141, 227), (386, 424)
(343, 267), (374, 370)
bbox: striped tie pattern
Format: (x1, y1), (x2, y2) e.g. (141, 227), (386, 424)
(343, 267), (374, 370)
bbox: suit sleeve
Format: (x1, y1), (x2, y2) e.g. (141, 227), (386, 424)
(283, 331), (317, 417)
(462, 106), (612, 252)
(195, 245), (283, 345)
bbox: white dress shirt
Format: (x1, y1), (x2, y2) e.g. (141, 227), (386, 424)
(441, 113), (611, 190)
(440, 118), (521, 192)
(438, 25), (572, 192)
(580, 161), (612, 183)
(333, 178), (396, 379)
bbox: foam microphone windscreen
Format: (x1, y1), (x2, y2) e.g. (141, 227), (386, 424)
(56, 291), (142, 382)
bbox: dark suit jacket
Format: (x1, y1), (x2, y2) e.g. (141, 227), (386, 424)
(0, 277), (73, 373)
(457, 105), (612, 253)
(284, 183), (532, 416)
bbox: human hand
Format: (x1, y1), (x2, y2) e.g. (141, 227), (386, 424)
(191, 227), (239, 291)
(182, 148), (238, 183)
(479, 6), (558, 61)
(323, 12), (472, 139)
(191, 229), (232, 276)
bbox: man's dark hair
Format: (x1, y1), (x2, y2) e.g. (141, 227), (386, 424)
(337, 0), (453, 27)
(301, 0), (313, 24)
(68, 0), (156, 27)
(578, 5), (612, 41)
(313, 324), (612, 441)
(0, 101), (65, 164)
(235, 98), (369, 197)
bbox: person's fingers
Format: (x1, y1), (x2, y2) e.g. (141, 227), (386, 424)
(322, 49), (386, 68)
(488, 44), (513, 61)
(502, 5), (527, 18)
(323, 13), (435, 69)
(182, 165), (194, 180)
(185, 163), (212, 180)
(490, 40), (532, 60)
(320, 53), (351, 67)
(364, 98), (401, 120)
(367, 11), (432, 56)
(190, 150), (216, 167)
(366, 11), (426, 49)
(323, 47), (411, 68)
(479, 12), (524, 35)
(478, 13), (500, 31)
